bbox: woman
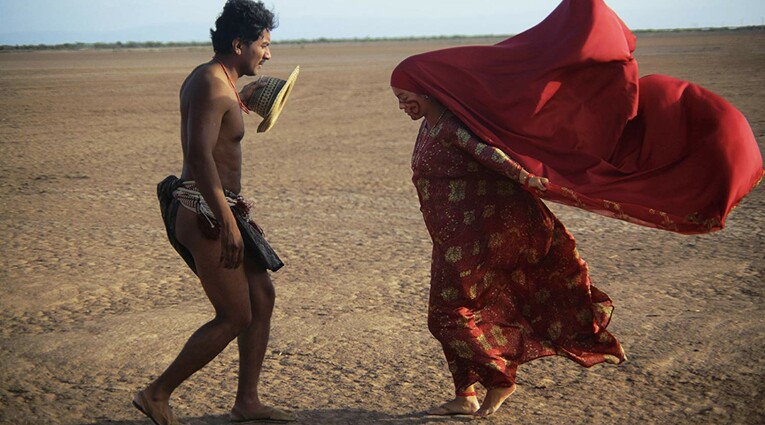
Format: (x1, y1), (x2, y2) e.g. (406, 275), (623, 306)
(391, 0), (762, 418)
(391, 86), (625, 418)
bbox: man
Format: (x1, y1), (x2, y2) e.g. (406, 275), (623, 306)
(132, 1), (295, 423)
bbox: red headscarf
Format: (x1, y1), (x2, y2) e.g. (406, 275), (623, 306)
(391, 0), (763, 234)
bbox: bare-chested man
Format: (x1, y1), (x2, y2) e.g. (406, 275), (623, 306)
(132, 1), (294, 424)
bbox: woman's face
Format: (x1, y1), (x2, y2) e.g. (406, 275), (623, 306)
(392, 87), (429, 121)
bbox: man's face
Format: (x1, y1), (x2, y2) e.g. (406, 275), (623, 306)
(392, 87), (428, 121)
(241, 30), (272, 76)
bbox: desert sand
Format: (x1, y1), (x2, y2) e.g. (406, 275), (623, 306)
(0, 30), (763, 424)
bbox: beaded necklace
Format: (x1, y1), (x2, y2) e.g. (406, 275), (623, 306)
(213, 57), (250, 115)
(412, 108), (448, 169)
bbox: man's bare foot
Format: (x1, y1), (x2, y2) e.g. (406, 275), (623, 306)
(474, 385), (516, 418)
(132, 390), (180, 425)
(230, 404), (297, 423)
(426, 395), (480, 416)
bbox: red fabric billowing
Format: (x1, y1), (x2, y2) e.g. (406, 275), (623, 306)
(391, 0), (763, 234)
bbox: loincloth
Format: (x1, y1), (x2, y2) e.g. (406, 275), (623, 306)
(157, 175), (284, 273)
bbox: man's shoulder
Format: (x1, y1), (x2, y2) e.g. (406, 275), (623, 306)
(182, 63), (228, 98)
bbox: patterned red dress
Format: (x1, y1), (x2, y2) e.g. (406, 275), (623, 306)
(413, 111), (625, 391)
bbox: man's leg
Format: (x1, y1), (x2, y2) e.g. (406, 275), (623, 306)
(230, 257), (295, 421)
(234, 258), (274, 411)
(135, 208), (252, 424)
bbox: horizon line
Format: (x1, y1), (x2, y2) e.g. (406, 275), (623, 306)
(1, 25), (763, 51)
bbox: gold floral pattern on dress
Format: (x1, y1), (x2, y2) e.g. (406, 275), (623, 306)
(525, 247), (541, 264)
(535, 288), (551, 304)
(474, 143), (486, 156)
(594, 303), (614, 323)
(598, 332), (613, 344)
(477, 180), (487, 196)
(491, 149), (511, 164)
(560, 186), (586, 208)
(685, 212), (722, 231)
(576, 308), (593, 325)
(441, 287), (458, 302)
(468, 284), (478, 299)
(455, 127), (471, 145)
(478, 334), (493, 352)
(540, 341), (556, 353)
(445, 246), (462, 263)
(449, 340), (474, 358)
(415, 178), (430, 201)
(648, 208), (679, 231)
(489, 233), (505, 248)
(464, 210), (475, 225)
(483, 205), (496, 218)
(491, 326), (508, 346)
(565, 274), (581, 289)
(472, 241), (481, 256)
(449, 180), (467, 202)
(603, 200), (628, 220)
(460, 270), (472, 278)
(511, 269), (526, 287)
(548, 321), (562, 340)
(457, 314), (472, 329)
(483, 271), (496, 287)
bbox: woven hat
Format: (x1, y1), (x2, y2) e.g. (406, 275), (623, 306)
(247, 66), (300, 133)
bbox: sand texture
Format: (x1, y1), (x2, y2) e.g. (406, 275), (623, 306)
(0, 31), (763, 424)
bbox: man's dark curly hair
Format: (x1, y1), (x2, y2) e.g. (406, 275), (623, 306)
(210, 0), (277, 54)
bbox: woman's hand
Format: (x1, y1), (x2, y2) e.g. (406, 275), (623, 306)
(520, 171), (548, 191)
(527, 175), (548, 191)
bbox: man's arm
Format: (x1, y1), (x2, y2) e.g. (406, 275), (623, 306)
(185, 76), (244, 269)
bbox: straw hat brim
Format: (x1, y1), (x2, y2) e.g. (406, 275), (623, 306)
(250, 66), (300, 133)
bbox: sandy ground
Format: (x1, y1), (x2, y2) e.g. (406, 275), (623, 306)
(0, 30), (763, 425)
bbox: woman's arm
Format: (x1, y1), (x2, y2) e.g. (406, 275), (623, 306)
(451, 125), (548, 191)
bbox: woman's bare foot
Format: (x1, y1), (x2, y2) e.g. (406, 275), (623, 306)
(427, 394), (480, 416)
(132, 389), (180, 425)
(230, 404), (297, 422)
(474, 385), (516, 418)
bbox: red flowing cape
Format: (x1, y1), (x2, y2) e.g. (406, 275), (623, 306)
(391, 0), (763, 234)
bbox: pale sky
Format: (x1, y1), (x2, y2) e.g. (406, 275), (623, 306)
(1, 0), (764, 45)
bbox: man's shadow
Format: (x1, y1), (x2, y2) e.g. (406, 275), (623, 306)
(79, 408), (479, 424)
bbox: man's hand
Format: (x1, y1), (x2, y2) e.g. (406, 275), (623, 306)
(219, 221), (244, 269)
(239, 78), (268, 110)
